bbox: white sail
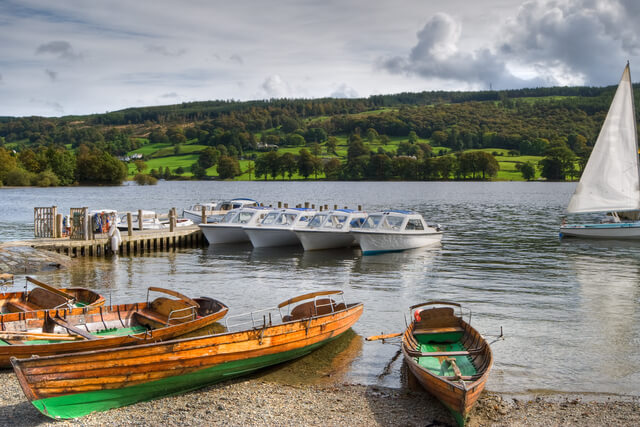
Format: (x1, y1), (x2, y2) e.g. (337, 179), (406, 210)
(567, 64), (640, 214)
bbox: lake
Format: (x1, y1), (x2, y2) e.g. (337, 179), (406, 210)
(1, 181), (638, 396)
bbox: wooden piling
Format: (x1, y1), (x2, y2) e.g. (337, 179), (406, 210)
(138, 209), (144, 231)
(127, 212), (133, 237)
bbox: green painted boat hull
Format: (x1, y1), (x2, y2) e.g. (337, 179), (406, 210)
(33, 337), (336, 419)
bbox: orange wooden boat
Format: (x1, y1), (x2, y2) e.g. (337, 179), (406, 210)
(401, 301), (493, 426)
(11, 290), (362, 419)
(0, 276), (105, 313)
(0, 286), (227, 368)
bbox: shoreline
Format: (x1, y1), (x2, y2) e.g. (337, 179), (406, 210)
(0, 371), (637, 426)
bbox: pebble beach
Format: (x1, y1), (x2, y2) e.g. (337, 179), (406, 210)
(0, 370), (638, 427)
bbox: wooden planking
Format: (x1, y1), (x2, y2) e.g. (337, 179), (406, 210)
(15, 303), (362, 400)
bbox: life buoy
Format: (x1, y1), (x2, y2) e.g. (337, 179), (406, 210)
(414, 309), (422, 322)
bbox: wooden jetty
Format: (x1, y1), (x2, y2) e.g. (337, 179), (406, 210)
(32, 226), (205, 257)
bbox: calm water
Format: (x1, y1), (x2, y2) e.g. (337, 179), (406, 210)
(1, 181), (639, 396)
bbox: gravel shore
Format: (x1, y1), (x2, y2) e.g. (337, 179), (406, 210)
(0, 370), (638, 427)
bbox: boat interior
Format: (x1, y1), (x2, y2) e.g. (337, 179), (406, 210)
(406, 306), (489, 381)
(0, 290), (225, 346)
(0, 277), (104, 314)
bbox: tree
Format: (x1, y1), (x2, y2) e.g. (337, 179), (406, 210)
(310, 142), (322, 156)
(286, 134), (305, 146)
(75, 145), (127, 184)
(366, 154), (392, 180)
(297, 149), (315, 179)
(198, 147), (220, 169)
(190, 163), (208, 179)
(433, 156), (455, 179)
(263, 151), (281, 180)
(408, 130), (418, 144)
(323, 157), (341, 180)
(134, 159), (147, 173)
(475, 151), (500, 179)
(280, 152), (297, 180)
(217, 156), (240, 179)
(254, 155), (269, 180)
(366, 128), (379, 142)
(326, 137), (338, 155)
(46, 147), (76, 185)
(539, 145), (576, 180)
(517, 161), (536, 180)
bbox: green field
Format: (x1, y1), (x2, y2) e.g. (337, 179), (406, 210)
(124, 136), (542, 181)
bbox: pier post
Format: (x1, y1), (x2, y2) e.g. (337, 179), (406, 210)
(358, 205), (362, 211)
(304, 202), (309, 209)
(278, 201), (282, 208)
(169, 210), (175, 232)
(127, 212), (133, 236)
(201, 206), (207, 224)
(55, 214), (63, 238)
(284, 203), (288, 208)
(138, 209), (144, 231)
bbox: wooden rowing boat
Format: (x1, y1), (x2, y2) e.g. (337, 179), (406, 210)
(401, 301), (493, 426)
(0, 276), (105, 313)
(11, 290), (363, 419)
(0, 287), (228, 367)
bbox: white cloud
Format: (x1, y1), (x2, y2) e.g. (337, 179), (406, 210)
(261, 75), (289, 98)
(330, 83), (358, 98)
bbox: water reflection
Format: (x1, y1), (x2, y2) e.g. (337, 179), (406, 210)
(571, 253), (640, 392)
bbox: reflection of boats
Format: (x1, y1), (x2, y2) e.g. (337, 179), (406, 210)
(351, 211), (443, 255)
(12, 290), (363, 419)
(561, 63), (640, 239)
(402, 302), (492, 427)
(0, 287), (228, 367)
(295, 209), (367, 251)
(0, 276), (105, 313)
(244, 208), (315, 248)
(199, 207), (271, 244)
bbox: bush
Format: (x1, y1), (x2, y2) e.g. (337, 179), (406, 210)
(5, 168), (34, 186)
(134, 173), (158, 185)
(34, 170), (60, 187)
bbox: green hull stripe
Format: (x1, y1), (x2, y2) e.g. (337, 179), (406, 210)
(33, 337), (336, 419)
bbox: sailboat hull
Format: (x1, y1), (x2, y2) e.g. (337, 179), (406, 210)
(560, 222), (640, 239)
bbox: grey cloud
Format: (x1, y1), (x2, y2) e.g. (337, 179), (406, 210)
(380, 1), (640, 89)
(499, 0), (640, 84)
(45, 69), (57, 81)
(160, 92), (179, 98)
(330, 83), (358, 98)
(145, 44), (186, 57)
(380, 13), (546, 89)
(229, 54), (243, 64)
(35, 41), (82, 60)
(261, 75), (288, 98)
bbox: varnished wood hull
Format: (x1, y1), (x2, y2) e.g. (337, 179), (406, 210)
(0, 298), (228, 368)
(12, 301), (363, 419)
(0, 288), (105, 313)
(401, 308), (492, 426)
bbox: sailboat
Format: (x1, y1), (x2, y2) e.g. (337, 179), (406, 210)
(560, 62), (640, 239)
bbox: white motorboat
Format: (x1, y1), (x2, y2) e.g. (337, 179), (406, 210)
(182, 202), (220, 224)
(183, 198), (259, 224)
(560, 63), (640, 239)
(351, 210), (443, 255)
(199, 207), (271, 244)
(243, 208), (315, 248)
(117, 210), (164, 231)
(295, 209), (367, 251)
(160, 217), (194, 228)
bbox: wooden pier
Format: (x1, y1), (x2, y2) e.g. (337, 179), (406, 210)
(18, 226), (205, 258)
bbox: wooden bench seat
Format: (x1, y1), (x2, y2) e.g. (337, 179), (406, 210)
(413, 326), (464, 335)
(5, 300), (36, 313)
(134, 310), (171, 327)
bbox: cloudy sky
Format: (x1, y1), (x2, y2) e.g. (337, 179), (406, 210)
(1, 0), (639, 117)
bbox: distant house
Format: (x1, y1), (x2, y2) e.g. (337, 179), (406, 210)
(256, 143), (278, 152)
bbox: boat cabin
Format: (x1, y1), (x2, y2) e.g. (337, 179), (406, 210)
(361, 210), (428, 232)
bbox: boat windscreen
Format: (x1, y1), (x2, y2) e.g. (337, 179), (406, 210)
(362, 215), (382, 229)
(309, 214), (327, 227)
(381, 216), (404, 230)
(261, 212), (280, 225)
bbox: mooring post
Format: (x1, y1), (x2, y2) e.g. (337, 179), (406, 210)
(55, 214), (63, 238)
(284, 203), (288, 208)
(358, 205), (362, 211)
(169, 210), (175, 232)
(127, 212), (133, 236)
(201, 206), (207, 224)
(278, 201), (282, 208)
(138, 209), (144, 231)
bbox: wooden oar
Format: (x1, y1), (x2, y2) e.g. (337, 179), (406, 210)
(0, 330), (76, 338)
(365, 332), (402, 341)
(26, 277), (75, 301)
(0, 333), (82, 341)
